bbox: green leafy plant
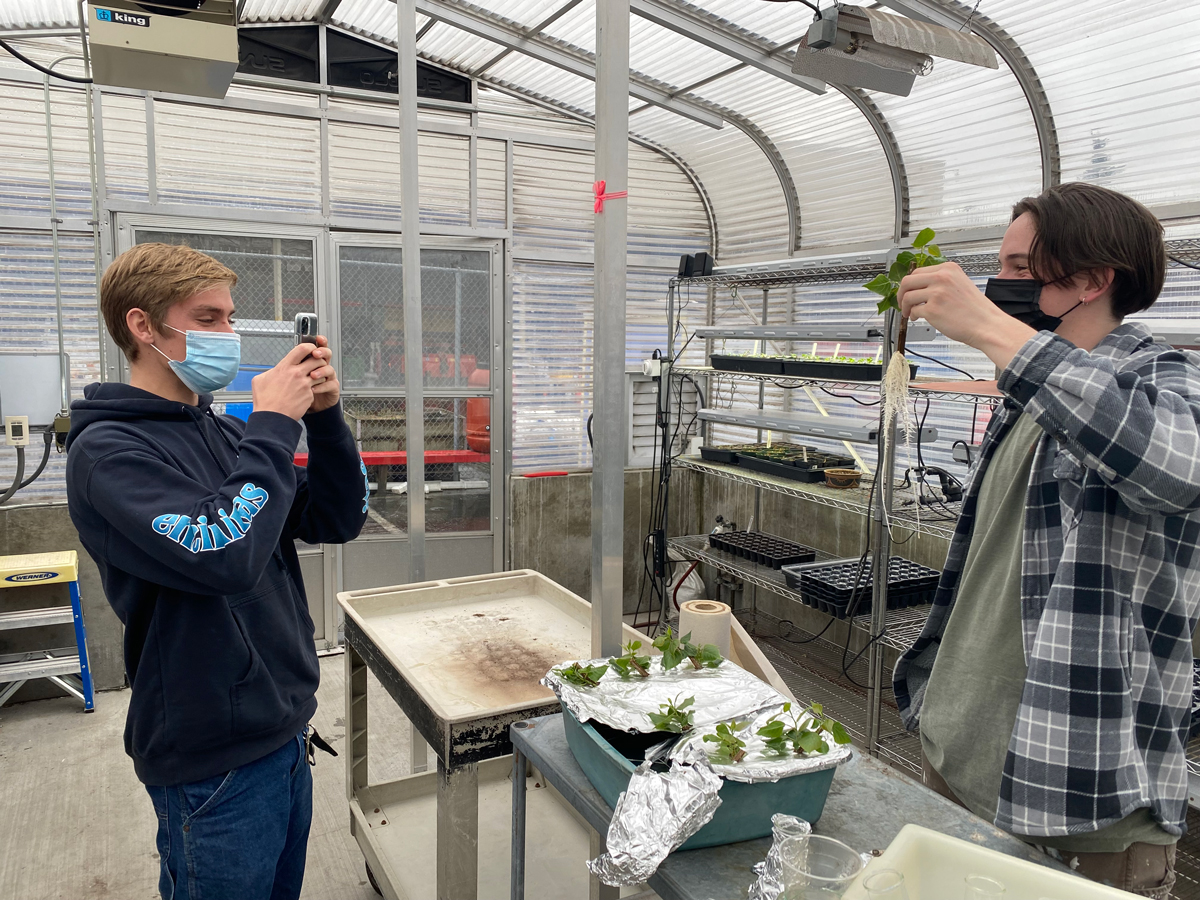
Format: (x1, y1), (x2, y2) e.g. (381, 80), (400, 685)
(609, 640), (651, 678)
(647, 695), (696, 733)
(757, 702), (852, 756)
(556, 661), (609, 688)
(703, 719), (748, 763)
(652, 627), (724, 671)
(863, 227), (948, 314)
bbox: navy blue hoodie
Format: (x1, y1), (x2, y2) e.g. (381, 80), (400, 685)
(65, 383), (368, 786)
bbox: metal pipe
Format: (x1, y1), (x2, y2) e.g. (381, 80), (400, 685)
(78, 2), (104, 391)
(590, 0), (630, 660)
(43, 56), (85, 414)
(866, 308), (898, 756)
(397, 0), (427, 581)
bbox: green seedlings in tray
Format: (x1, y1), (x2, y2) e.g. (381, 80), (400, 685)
(609, 640), (652, 678)
(758, 702), (852, 757)
(557, 661), (609, 688)
(862, 227), (949, 314)
(703, 719), (749, 764)
(652, 627), (724, 671)
(648, 694), (696, 733)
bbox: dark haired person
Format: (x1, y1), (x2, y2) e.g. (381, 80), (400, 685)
(66, 243), (368, 900)
(893, 183), (1197, 898)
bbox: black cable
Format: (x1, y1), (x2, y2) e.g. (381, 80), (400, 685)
(817, 385), (880, 406)
(1169, 255), (1200, 272)
(759, 0), (823, 16)
(904, 348), (980, 381)
(586, 413), (593, 450)
(0, 39), (93, 83)
(776, 615), (836, 645)
(0, 447), (26, 505)
(18, 430), (53, 489)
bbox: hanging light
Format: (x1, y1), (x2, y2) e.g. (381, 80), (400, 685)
(791, 4), (997, 96)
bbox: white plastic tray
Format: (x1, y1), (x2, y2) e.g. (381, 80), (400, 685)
(844, 824), (1138, 899)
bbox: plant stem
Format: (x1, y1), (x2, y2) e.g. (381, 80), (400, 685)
(631, 659), (649, 677)
(896, 316), (909, 356)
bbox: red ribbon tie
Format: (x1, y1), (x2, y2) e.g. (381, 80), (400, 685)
(593, 180), (628, 213)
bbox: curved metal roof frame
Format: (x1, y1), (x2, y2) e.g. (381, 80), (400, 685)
(0, 0), (1061, 251)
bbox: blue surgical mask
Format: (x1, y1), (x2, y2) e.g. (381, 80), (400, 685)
(152, 325), (242, 395)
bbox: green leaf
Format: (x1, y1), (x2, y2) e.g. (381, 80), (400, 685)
(678, 696), (695, 710)
(862, 273), (893, 296)
(609, 657), (632, 678)
(796, 730), (825, 753)
(757, 720), (786, 740)
(877, 294), (898, 314)
(829, 721), (852, 745)
(924, 243), (940, 258)
(912, 227), (935, 249)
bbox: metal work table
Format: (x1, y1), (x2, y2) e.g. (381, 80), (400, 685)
(509, 714), (1066, 900)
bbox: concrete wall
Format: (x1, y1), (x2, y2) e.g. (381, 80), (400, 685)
(0, 502), (125, 702)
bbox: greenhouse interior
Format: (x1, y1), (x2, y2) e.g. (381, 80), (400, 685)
(2, 1), (1200, 899)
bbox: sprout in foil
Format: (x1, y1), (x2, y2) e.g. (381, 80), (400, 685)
(758, 702), (852, 756)
(652, 626), (724, 671)
(647, 695), (695, 733)
(702, 719), (749, 763)
(609, 640), (651, 678)
(556, 661), (609, 688)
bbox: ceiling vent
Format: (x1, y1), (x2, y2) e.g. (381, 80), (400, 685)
(89, 0), (238, 99)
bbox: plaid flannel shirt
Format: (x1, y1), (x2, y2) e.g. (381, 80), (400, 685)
(894, 322), (1200, 839)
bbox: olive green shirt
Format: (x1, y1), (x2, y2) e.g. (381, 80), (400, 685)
(920, 413), (1173, 852)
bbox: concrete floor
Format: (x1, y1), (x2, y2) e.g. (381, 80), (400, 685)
(0, 653), (647, 900)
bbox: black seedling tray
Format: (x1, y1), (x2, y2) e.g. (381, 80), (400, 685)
(700, 446), (740, 464)
(735, 452), (855, 483)
(781, 557), (941, 619)
(779, 360), (919, 382)
(710, 354), (785, 376)
(708, 531), (817, 570)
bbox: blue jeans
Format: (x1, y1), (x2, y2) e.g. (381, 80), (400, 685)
(146, 732), (313, 900)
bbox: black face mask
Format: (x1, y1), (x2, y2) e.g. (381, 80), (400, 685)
(984, 278), (1081, 332)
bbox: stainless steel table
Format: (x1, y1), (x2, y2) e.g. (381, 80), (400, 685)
(509, 714), (1066, 900)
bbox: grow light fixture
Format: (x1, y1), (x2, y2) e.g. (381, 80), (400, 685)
(791, 4), (997, 97)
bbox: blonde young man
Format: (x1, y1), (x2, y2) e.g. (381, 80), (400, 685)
(66, 243), (367, 900)
(895, 183), (1197, 898)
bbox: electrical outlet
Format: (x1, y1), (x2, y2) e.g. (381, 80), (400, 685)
(5, 415), (30, 447)
(642, 357), (662, 378)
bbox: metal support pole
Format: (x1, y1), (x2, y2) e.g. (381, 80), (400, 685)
(590, 0), (629, 659)
(510, 745), (527, 900)
(272, 237), (284, 321)
(43, 68), (70, 414)
(866, 308), (898, 755)
(397, 0), (426, 581)
(79, 1), (104, 389)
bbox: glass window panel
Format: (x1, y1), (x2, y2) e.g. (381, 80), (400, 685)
(342, 396), (491, 536)
(133, 230), (316, 380)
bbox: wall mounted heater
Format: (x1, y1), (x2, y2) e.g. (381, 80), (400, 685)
(89, 0), (238, 99)
(792, 4), (996, 96)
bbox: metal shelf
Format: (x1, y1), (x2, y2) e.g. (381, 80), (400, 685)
(693, 323), (937, 343)
(669, 535), (931, 653)
(676, 252), (1002, 289)
(675, 364), (1000, 405)
(673, 456), (960, 542)
(698, 408), (938, 444)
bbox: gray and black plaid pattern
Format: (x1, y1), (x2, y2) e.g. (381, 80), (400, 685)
(895, 323), (1200, 839)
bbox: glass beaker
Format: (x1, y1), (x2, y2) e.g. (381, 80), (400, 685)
(780, 834), (866, 899)
(863, 868), (909, 899)
(964, 874), (1006, 899)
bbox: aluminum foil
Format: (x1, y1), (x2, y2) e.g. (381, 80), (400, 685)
(670, 706), (854, 783)
(586, 755), (723, 887)
(543, 657), (787, 734)
(747, 814), (810, 900)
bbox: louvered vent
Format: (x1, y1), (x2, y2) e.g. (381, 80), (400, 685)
(626, 369), (704, 468)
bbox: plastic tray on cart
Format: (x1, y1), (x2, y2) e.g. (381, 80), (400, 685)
(782, 557), (941, 619)
(845, 825), (1138, 900)
(708, 531), (817, 570)
(736, 451), (854, 483)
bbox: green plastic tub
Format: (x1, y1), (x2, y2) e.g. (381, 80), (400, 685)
(562, 707), (838, 850)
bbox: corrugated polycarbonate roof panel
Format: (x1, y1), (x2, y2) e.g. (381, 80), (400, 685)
(634, 106), (790, 263)
(872, 55), (1042, 233)
(488, 52), (597, 113)
(240, 0), (326, 23)
(418, 21), (507, 71)
(1001, 0), (1200, 209)
(1, 0), (77, 29)
(333, 0), (431, 45)
(470, 0), (571, 31)
(695, 67), (894, 249)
